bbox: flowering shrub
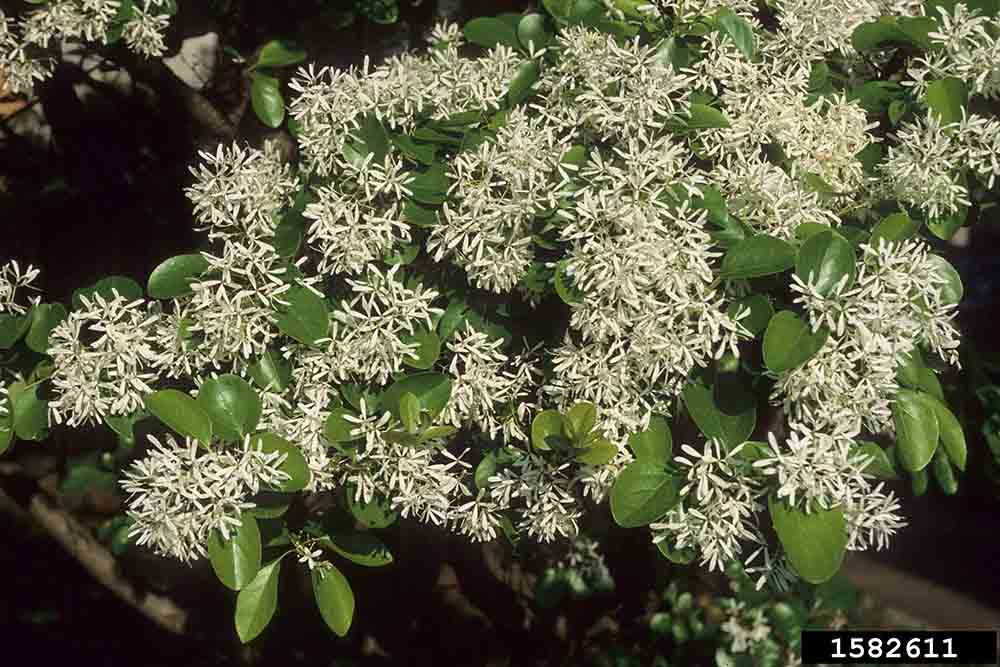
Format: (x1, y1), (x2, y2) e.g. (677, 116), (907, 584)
(1, 0), (996, 651)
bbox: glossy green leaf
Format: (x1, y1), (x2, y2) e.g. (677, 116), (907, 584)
(475, 450), (497, 491)
(715, 9), (755, 60)
(208, 513), (262, 591)
(795, 230), (856, 296)
(197, 375), (262, 442)
(932, 449), (958, 495)
(147, 254), (209, 299)
(399, 392), (420, 433)
(235, 558), (281, 643)
(25, 303), (67, 354)
(911, 466), (929, 495)
(575, 437), (618, 465)
(0, 396), (12, 455)
(554, 260), (584, 304)
(565, 402), (597, 442)
(657, 540), (696, 564)
(892, 389), (939, 472)
(348, 491), (398, 529)
(681, 382), (755, 449)
(927, 209), (966, 241)
(324, 407), (359, 443)
(144, 389), (213, 444)
(762, 311), (829, 373)
(508, 60), (540, 105)
(517, 13), (551, 50)
(256, 40), (306, 68)
(925, 395), (966, 471)
(406, 164), (449, 205)
(769, 496), (847, 584)
(251, 74), (285, 128)
(463, 17), (521, 49)
(926, 255), (963, 305)
(252, 432), (310, 492)
(627, 416), (672, 464)
(275, 286), (329, 345)
(380, 372), (452, 418)
(532, 410), (566, 451)
(870, 212), (919, 245)
(925, 77), (968, 126)
(312, 565), (354, 637)
(9, 380), (48, 442)
(853, 441), (898, 479)
(249, 349), (292, 392)
(72, 276), (143, 309)
(720, 235), (796, 279)
(684, 103), (730, 129)
(726, 294), (773, 336)
(0, 312), (31, 349)
(322, 531), (393, 567)
(401, 329), (441, 370)
(610, 461), (681, 528)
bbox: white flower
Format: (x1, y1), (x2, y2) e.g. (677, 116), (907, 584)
(0, 260), (41, 315)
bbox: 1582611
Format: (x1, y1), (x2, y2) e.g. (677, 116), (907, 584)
(800, 630), (998, 664)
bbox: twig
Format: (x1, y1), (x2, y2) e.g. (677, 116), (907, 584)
(26, 487), (189, 635)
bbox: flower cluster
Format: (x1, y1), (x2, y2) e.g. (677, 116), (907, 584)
(0, 260), (40, 315)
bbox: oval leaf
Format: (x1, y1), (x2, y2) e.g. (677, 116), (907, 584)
(72, 276), (143, 309)
(531, 409), (565, 451)
(628, 416), (673, 464)
(381, 372), (452, 419)
(727, 294), (773, 336)
(508, 60), (540, 105)
(251, 432), (311, 492)
(144, 389), (213, 444)
(925, 395), (966, 471)
(401, 329), (441, 370)
(208, 513), (262, 591)
(680, 382), (755, 449)
(870, 212), (919, 245)
(853, 441), (898, 479)
(926, 255), (963, 305)
(249, 349), (292, 392)
(769, 495), (847, 584)
(322, 531), (393, 567)
(925, 77), (968, 126)
(148, 254), (209, 299)
(463, 17), (521, 49)
(517, 13), (551, 50)
(324, 407), (360, 443)
(762, 311), (829, 374)
(197, 375), (262, 442)
(25, 303), (67, 354)
(892, 389), (940, 472)
(256, 39), (307, 68)
(575, 436), (618, 465)
(251, 74), (285, 128)
(720, 235), (796, 279)
(312, 564), (355, 637)
(610, 461), (681, 528)
(565, 402), (597, 442)
(795, 230), (856, 296)
(235, 558), (281, 643)
(275, 286), (329, 345)
(347, 491), (398, 529)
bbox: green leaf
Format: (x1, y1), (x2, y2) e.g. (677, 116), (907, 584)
(610, 461), (681, 528)
(628, 416), (673, 465)
(0, 312), (31, 349)
(72, 276), (143, 309)
(870, 212), (919, 245)
(654, 36), (690, 70)
(403, 200), (439, 227)
(0, 396), (12, 455)
(144, 389), (213, 444)
(517, 13), (551, 50)
(924, 395), (966, 470)
(848, 81), (905, 115)
(853, 441), (898, 479)
(762, 311), (829, 373)
(715, 9), (755, 60)
(927, 209), (966, 241)
(684, 103), (730, 129)
(147, 254), (209, 299)
(508, 60), (540, 105)
(256, 40), (307, 68)
(399, 392), (420, 433)
(380, 372), (452, 418)
(575, 437), (618, 465)
(911, 466), (929, 495)
(565, 402), (597, 443)
(463, 17), (521, 49)
(657, 540), (696, 564)
(680, 382), (755, 449)
(235, 558), (281, 643)
(926, 255), (963, 305)
(892, 388), (940, 472)
(347, 491), (398, 529)
(851, 17), (933, 51)
(720, 235), (796, 279)
(925, 77), (968, 126)
(475, 450), (497, 491)
(275, 286), (329, 345)
(932, 449), (958, 495)
(769, 496), (847, 584)
(795, 230), (856, 296)
(406, 164), (449, 205)
(322, 531), (393, 567)
(542, 0), (573, 20)
(401, 329), (441, 370)
(554, 260), (584, 304)
(324, 407), (360, 443)
(392, 135), (438, 166)
(532, 409), (566, 451)
(888, 99), (908, 125)
(250, 432), (311, 492)
(726, 294), (773, 336)
(249, 349), (292, 392)
(25, 303), (67, 354)
(208, 513), (262, 591)
(251, 74), (285, 128)
(312, 565), (355, 637)
(197, 375), (262, 442)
